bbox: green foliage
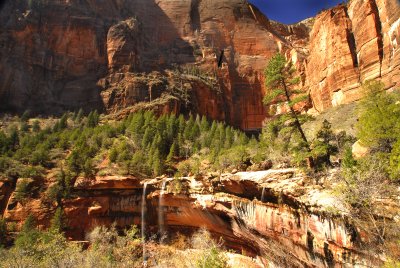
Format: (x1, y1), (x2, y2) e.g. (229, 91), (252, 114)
(0, 109), (255, 185)
(356, 80), (400, 179)
(87, 110), (100, 128)
(357, 80), (400, 151)
(20, 110), (31, 122)
(14, 178), (33, 204)
(49, 207), (66, 234)
(192, 229), (228, 268)
(46, 169), (72, 204)
(32, 120), (41, 132)
(262, 53), (313, 168)
(309, 119), (355, 168)
(0, 217), (7, 246)
(109, 147), (118, 163)
(15, 214), (41, 251)
(75, 108), (84, 123)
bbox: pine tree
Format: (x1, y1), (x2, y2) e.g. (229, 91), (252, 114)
(357, 80), (400, 151)
(59, 113), (69, 130)
(166, 142), (177, 163)
(311, 120), (337, 167)
(75, 108), (84, 123)
(8, 127), (19, 151)
(152, 149), (163, 176)
(15, 214), (40, 250)
(109, 147), (118, 163)
(200, 115), (210, 132)
(50, 207), (65, 233)
(178, 114), (186, 135)
(184, 114), (195, 140)
(87, 110), (99, 128)
(263, 53), (313, 167)
(83, 158), (94, 177)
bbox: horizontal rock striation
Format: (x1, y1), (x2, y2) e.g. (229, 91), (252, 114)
(0, 0), (399, 128)
(1, 170), (390, 267)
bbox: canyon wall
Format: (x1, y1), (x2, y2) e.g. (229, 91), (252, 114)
(1, 170), (386, 267)
(0, 0), (308, 130)
(306, 0), (400, 111)
(0, 0), (399, 128)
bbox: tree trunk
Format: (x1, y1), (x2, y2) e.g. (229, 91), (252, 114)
(281, 78), (315, 169)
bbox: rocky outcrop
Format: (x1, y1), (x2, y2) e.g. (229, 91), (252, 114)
(306, 0), (400, 112)
(0, 0), (398, 128)
(3, 170), (394, 267)
(0, 0), (309, 130)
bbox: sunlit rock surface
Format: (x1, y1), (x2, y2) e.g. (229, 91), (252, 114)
(306, 0), (400, 111)
(2, 169), (394, 267)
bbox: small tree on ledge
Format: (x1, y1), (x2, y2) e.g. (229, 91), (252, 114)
(263, 53), (314, 168)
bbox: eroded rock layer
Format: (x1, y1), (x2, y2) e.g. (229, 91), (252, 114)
(2, 170), (389, 267)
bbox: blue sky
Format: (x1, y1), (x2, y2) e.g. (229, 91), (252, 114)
(248, 0), (345, 24)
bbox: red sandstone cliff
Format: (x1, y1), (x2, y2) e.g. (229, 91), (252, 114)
(0, 0), (399, 129)
(2, 170), (390, 267)
(0, 0), (308, 130)
(306, 0), (400, 112)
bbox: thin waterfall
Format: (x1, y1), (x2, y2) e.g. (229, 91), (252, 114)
(141, 182), (148, 262)
(261, 187), (266, 202)
(158, 180), (167, 243)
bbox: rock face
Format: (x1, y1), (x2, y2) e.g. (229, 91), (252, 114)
(2, 170), (393, 267)
(0, 0), (399, 127)
(306, 0), (400, 112)
(0, 0), (308, 130)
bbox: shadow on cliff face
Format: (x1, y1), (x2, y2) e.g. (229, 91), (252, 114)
(127, 0), (196, 71)
(0, 0), (195, 115)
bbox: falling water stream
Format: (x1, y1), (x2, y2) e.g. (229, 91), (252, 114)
(158, 180), (167, 243)
(141, 182), (148, 263)
(261, 187), (266, 202)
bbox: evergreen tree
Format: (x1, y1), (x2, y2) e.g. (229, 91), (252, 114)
(356, 80), (400, 179)
(200, 115), (210, 132)
(50, 207), (65, 233)
(184, 114), (195, 140)
(15, 214), (40, 251)
(8, 127), (19, 151)
(109, 147), (118, 163)
(357, 80), (400, 152)
(75, 108), (84, 123)
(178, 114), (186, 135)
(59, 113), (69, 130)
(83, 158), (94, 177)
(166, 142), (177, 163)
(152, 149), (163, 176)
(87, 110), (99, 128)
(263, 53), (313, 167)
(311, 120), (338, 167)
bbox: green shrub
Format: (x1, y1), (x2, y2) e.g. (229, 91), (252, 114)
(0, 217), (7, 246)
(14, 178), (33, 203)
